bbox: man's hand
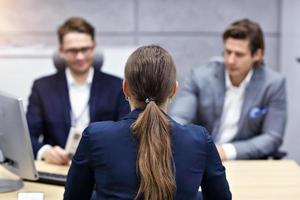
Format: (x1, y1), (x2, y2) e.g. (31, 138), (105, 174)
(42, 146), (70, 165)
(216, 145), (227, 161)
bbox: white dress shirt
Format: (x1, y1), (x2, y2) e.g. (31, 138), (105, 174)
(67, 67), (94, 130)
(37, 67), (94, 160)
(216, 69), (253, 160)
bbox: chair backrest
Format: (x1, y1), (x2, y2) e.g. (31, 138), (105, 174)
(52, 51), (104, 71)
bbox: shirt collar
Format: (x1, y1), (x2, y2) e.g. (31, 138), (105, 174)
(225, 69), (253, 89)
(66, 67), (94, 86)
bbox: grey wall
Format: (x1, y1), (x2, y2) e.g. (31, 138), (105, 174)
(2, 0), (299, 163)
(280, 0), (300, 164)
(0, 0), (281, 80)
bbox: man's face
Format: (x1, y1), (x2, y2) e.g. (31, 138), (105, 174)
(60, 32), (95, 75)
(223, 38), (262, 83)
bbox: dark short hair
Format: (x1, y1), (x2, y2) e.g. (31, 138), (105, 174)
(223, 19), (264, 55)
(57, 17), (95, 45)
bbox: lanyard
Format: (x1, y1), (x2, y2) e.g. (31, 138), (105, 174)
(70, 103), (89, 127)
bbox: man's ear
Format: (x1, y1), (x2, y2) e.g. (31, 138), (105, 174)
(253, 48), (263, 63)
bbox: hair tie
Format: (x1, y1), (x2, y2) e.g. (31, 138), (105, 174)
(145, 97), (156, 104)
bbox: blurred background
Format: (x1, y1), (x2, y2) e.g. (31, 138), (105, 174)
(0, 0), (299, 163)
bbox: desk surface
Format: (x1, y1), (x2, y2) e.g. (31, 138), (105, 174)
(223, 160), (300, 200)
(0, 161), (67, 200)
(1, 160), (300, 200)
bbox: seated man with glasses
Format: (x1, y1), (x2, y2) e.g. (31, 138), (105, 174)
(26, 17), (130, 165)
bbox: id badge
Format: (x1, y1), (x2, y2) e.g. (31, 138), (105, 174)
(65, 127), (83, 158)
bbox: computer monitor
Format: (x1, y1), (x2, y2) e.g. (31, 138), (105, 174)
(0, 91), (38, 192)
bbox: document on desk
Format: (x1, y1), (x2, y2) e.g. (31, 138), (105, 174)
(18, 192), (44, 200)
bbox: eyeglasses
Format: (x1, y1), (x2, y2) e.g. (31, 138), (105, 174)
(63, 46), (94, 56)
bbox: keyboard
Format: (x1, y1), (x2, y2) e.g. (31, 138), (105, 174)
(36, 171), (67, 186)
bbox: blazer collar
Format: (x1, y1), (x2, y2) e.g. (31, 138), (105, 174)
(121, 108), (174, 123)
(122, 109), (143, 120)
(235, 66), (264, 140)
(89, 69), (104, 121)
(57, 69), (101, 123)
(211, 63), (226, 137)
(65, 67), (94, 86)
(57, 70), (71, 125)
(213, 62), (226, 108)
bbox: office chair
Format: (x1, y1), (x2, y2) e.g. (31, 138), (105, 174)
(257, 150), (287, 160)
(52, 51), (104, 71)
(269, 150), (287, 160)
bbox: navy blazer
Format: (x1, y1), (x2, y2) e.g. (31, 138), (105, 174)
(26, 69), (130, 157)
(64, 109), (231, 200)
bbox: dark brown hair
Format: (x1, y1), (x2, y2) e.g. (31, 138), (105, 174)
(57, 17), (95, 45)
(223, 18), (264, 65)
(125, 45), (177, 200)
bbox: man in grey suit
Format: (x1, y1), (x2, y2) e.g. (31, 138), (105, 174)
(169, 19), (287, 160)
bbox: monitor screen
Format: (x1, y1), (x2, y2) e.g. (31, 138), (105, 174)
(0, 91), (38, 192)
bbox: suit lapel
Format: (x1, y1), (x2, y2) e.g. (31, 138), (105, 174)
(212, 64), (226, 139)
(89, 69), (102, 121)
(57, 71), (71, 126)
(236, 67), (263, 140)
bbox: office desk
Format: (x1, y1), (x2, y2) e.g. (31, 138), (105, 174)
(1, 160), (300, 200)
(223, 160), (300, 200)
(0, 161), (68, 200)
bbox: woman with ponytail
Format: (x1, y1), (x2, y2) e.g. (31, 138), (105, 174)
(64, 45), (231, 200)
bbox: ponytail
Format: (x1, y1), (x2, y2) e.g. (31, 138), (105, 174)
(124, 45), (177, 200)
(132, 101), (176, 200)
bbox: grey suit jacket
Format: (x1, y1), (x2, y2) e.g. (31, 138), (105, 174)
(169, 60), (287, 159)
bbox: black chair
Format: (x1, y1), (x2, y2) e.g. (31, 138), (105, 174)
(268, 150), (287, 160)
(52, 51), (104, 71)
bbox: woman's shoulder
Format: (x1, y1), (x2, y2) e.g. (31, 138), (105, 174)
(172, 120), (208, 134)
(171, 121), (211, 144)
(84, 119), (131, 139)
(86, 120), (117, 132)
